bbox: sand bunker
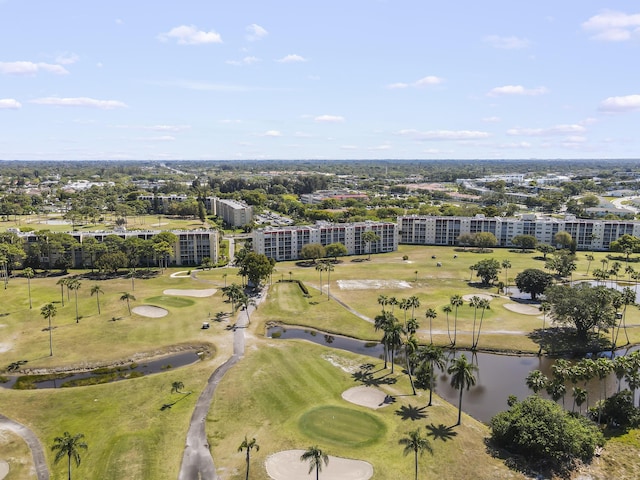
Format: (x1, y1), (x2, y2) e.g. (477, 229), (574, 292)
(266, 450), (373, 480)
(462, 293), (494, 302)
(342, 386), (392, 409)
(132, 305), (168, 318)
(503, 303), (541, 315)
(0, 343), (11, 354)
(0, 460), (8, 480)
(337, 279), (412, 290)
(163, 288), (216, 297)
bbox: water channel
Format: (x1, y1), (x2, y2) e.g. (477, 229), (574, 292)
(268, 326), (637, 424)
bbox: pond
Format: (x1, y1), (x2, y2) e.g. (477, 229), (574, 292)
(268, 326), (637, 424)
(1, 350), (202, 390)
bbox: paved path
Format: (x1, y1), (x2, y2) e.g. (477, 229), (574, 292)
(177, 288), (264, 480)
(0, 414), (49, 480)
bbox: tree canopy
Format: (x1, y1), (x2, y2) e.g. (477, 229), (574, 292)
(470, 258), (501, 285)
(514, 268), (554, 300)
(238, 252), (274, 288)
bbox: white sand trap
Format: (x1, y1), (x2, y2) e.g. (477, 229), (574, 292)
(132, 305), (168, 318)
(163, 288), (216, 297)
(342, 386), (392, 409)
(266, 450), (373, 480)
(462, 293), (494, 302)
(504, 303), (541, 315)
(170, 271), (192, 278)
(337, 279), (412, 290)
(0, 343), (11, 354)
(0, 460), (8, 480)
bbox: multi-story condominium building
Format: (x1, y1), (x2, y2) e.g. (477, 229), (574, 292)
(18, 229), (218, 268)
(398, 214), (640, 251)
(214, 198), (253, 228)
(252, 221), (398, 261)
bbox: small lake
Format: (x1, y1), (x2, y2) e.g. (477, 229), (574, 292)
(268, 326), (637, 424)
(1, 350), (202, 390)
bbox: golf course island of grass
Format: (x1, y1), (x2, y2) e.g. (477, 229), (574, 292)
(1, 245), (640, 479)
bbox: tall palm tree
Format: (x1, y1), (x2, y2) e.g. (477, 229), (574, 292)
(383, 320), (404, 374)
(442, 304), (453, 344)
(450, 295), (464, 347)
(67, 279), (82, 323)
(468, 296), (481, 347)
(405, 334), (419, 395)
(399, 428), (433, 480)
(315, 262), (325, 294)
(41, 302), (57, 356)
(374, 311), (396, 368)
(56, 278), (67, 307)
(447, 354), (478, 425)
(222, 283), (244, 314)
(120, 292), (136, 316)
(407, 295), (420, 321)
(416, 344), (447, 407)
(572, 386), (588, 414)
(377, 294), (389, 312)
(614, 287), (635, 347)
(472, 299), (491, 350)
(538, 302), (551, 355)
(324, 260), (334, 300)
(501, 259), (511, 289)
(594, 357), (613, 424)
(525, 370), (547, 396)
(90, 285), (103, 315)
(585, 254), (594, 276)
(51, 431), (88, 480)
(300, 446), (329, 480)
(171, 381), (185, 393)
(239, 294), (257, 325)
(238, 436), (259, 480)
(424, 308), (437, 344)
(24, 267), (34, 309)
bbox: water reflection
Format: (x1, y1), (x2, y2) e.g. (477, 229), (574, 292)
(268, 326), (637, 424)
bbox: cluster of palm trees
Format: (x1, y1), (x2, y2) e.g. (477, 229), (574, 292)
(314, 260), (334, 299)
(526, 352), (640, 421)
(221, 283), (256, 324)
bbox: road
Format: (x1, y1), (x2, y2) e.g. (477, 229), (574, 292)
(611, 196), (640, 214)
(0, 414), (49, 480)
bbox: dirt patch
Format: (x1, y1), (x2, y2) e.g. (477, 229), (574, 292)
(503, 303), (541, 315)
(132, 305), (168, 318)
(337, 279), (412, 290)
(265, 450), (373, 480)
(0, 343), (11, 354)
(0, 460), (8, 480)
(163, 288), (216, 297)
(462, 293), (494, 302)
(342, 386), (392, 409)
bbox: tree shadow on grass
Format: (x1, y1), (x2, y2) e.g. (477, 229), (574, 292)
(527, 327), (611, 356)
(160, 392), (192, 411)
(395, 404), (428, 421)
(351, 367), (398, 386)
(425, 423), (458, 442)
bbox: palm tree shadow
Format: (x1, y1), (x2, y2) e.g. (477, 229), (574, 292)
(160, 392), (192, 411)
(351, 369), (397, 386)
(426, 423), (458, 442)
(395, 404), (428, 421)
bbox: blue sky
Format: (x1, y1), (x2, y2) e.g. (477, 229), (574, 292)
(1, 1), (639, 161)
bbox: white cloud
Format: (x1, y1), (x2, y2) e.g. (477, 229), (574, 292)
(55, 53), (79, 65)
(314, 114), (345, 123)
(226, 56), (260, 66)
(497, 142), (533, 149)
(0, 98), (21, 109)
(262, 130), (282, 137)
(158, 25), (222, 45)
(483, 35), (530, 49)
(116, 124), (190, 132)
(506, 124), (586, 136)
(599, 94), (640, 113)
(246, 24), (268, 41)
(582, 10), (640, 41)
(565, 136), (587, 143)
(30, 97), (128, 109)
(387, 76), (444, 89)
(277, 54), (307, 63)
(0, 61), (68, 75)
(482, 116), (501, 123)
(487, 85), (548, 96)
(398, 129), (491, 140)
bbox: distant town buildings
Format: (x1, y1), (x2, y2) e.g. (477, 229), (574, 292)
(300, 190), (368, 205)
(137, 195), (253, 227)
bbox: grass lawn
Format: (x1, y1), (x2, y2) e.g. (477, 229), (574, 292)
(0, 428), (34, 480)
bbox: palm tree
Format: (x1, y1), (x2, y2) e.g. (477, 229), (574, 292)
(416, 344), (447, 407)
(585, 254), (594, 276)
(450, 295), (464, 346)
(315, 262), (325, 294)
(442, 304), (452, 344)
(120, 292), (136, 315)
(538, 302), (551, 355)
(447, 354), (478, 425)
(238, 436), (259, 480)
(468, 296), (481, 347)
(238, 294), (257, 325)
(222, 283), (244, 314)
(56, 278), (67, 307)
(377, 294), (389, 312)
(406, 317), (420, 336)
(171, 381), (184, 394)
(362, 230), (380, 260)
(90, 285), (103, 315)
(324, 260), (334, 300)
(374, 311), (396, 368)
(501, 259), (511, 289)
(572, 386), (588, 414)
(300, 446), (329, 480)
(41, 302), (57, 356)
(24, 267), (34, 309)
(383, 320), (404, 374)
(51, 431), (87, 480)
(594, 357), (613, 424)
(405, 334), (419, 395)
(424, 308), (437, 344)
(472, 299), (491, 349)
(525, 370), (548, 395)
(407, 295), (420, 321)
(67, 279), (82, 323)
(128, 268), (136, 291)
(399, 428), (433, 480)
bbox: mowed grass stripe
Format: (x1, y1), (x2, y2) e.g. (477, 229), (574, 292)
(299, 406), (386, 448)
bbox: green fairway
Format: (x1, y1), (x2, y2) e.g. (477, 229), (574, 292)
(145, 295), (195, 308)
(298, 406), (386, 447)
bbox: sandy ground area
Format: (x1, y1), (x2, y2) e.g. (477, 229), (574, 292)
(0, 460), (8, 480)
(132, 305), (168, 318)
(265, 450), (373, 480)
(341, 386), (392, 409)
(170, 270), (198, 278)
(462, 293), (494, 302)
(503, 303), (541, 315)
(163, 288), (216, 297)
(0, 343), (10, 354)
(337, 279), (412, 290)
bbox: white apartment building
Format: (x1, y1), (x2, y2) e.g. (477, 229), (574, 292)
(215, 198), (253, 228)
(399, 214), (640, 251)
(252, 221), (398, 261)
